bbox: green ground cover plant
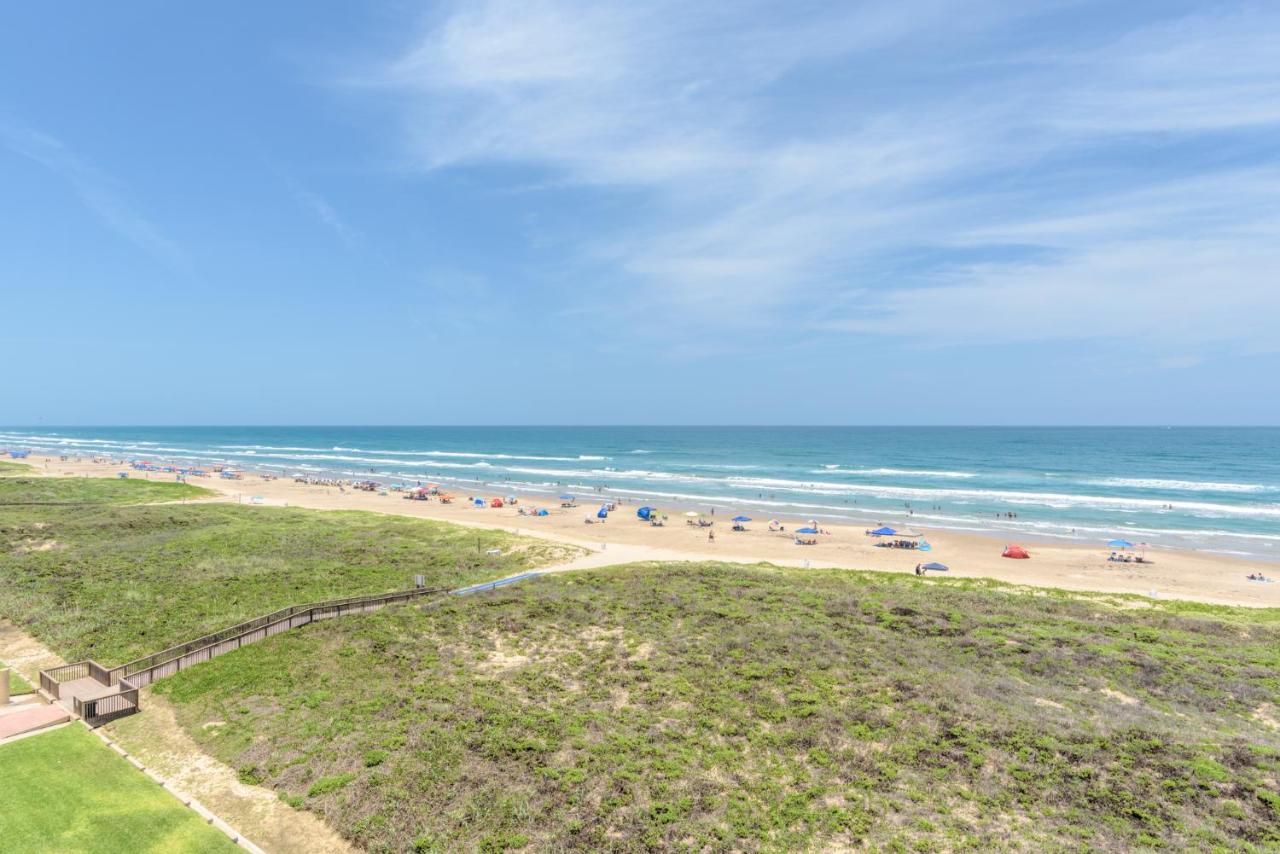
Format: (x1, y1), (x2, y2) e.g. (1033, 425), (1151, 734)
(0, 724), (239, 853)
(1, 660), (32, 695)
(0, 474), (210, 505)
(155, 563), (1280, 852)
(0, 477), (576, 664)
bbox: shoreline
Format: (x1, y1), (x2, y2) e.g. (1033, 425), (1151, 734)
(3, 429), (1277, 562)
(17, 455), (1280, 608)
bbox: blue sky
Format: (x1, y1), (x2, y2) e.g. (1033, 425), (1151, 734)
(3, 1), (1278, 425)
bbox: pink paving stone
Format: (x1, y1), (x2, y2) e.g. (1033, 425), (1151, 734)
(0, 704), (70, 739)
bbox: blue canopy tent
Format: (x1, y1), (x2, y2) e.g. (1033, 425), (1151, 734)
(732, 515), (751, 522)
(796, 526), (819, 534)
(1107, 539), (1134, 549)
(870, 526), (897, 536)
(535, 508), (549, 516)
(637, 506), (654, 520)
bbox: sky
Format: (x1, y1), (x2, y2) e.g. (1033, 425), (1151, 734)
(2, 1), (1278, 425)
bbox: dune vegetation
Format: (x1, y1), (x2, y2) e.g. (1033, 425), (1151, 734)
(152, 563), (1280, 852)
(0, 477), (576, 665)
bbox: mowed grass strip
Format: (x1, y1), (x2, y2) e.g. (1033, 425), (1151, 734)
(156, 563), (1280, 852)
(0, 724), (239, 853)
(0, 460), (33, 475)
(0, 478), (578, 664)
(1, 660), (33, 695)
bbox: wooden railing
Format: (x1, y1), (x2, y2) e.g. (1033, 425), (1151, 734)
(106, 585), (447, 688)
(39, 662), (89, 699)
(74, 678), (140, 727)
(38, 577), (526, 724)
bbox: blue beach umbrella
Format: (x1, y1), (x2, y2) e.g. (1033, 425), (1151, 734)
(796, 526), (819, 534)
(637, 506), (653, 520)
(597, 506), (609, 519)
(871, 526), (897, 536)
(921, 562), (949, 572)
(1107, 539), (1134, 549)
(732, 515), (751, 522)
(474, 498), (485, 507)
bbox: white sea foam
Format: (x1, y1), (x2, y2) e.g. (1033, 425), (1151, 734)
(818, 467), (977, 479)
(329, 447), (608, 462)
(1081, 477), (1270, 493)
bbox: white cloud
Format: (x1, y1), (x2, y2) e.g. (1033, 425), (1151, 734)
(294, 189), (360, 247)
(359, 0), (1280, 354)
(0, 122), (185, 267)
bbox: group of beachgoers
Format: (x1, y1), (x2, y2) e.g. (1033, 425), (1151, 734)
(1107, 552), (1152, 564)
(876, 539), (921, 550)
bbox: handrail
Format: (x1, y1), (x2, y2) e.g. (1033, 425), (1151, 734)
(39, 574), (527, 723)
(109, 584), (449, 685)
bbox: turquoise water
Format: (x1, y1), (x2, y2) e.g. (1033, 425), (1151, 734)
(3, 426), (1277, 560)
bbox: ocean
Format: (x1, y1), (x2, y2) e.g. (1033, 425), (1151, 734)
(2, 426), (1277, 560)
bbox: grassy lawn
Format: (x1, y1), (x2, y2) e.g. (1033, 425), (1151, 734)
(153, 563), (1280, 852)
(0, 478), (578, 664)
(2, 660), (32, 695)
(0, 460), (33, 475)
(0, 724), (239, 853)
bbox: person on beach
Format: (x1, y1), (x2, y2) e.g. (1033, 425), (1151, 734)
(708, 529), (715, 543)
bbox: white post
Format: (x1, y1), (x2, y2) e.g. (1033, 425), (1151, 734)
(0, 668), (10, 706)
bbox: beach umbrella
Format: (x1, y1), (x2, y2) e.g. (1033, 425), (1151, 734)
(732, 515), (751, 522)
(637, 506), (653, 520)
(685, 511), (700, 517)
(871, 526), (897, 536)
(597, 506), (609, 519)
(474, 498), (485, 507)
(796, 526), (819, 534)
(1002, 544), (1030, 559)
(1107, 539), (1134, 549)
(559, 494), (574, 501)
(921, 562), (949, 572)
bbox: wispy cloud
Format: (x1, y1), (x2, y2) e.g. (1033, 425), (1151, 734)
(359, 0), (1280, 355)
(294, 188), (361, 247)
(0, 122), (185, 267)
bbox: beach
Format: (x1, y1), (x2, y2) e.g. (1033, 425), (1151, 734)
(26, 456), (1280, 608)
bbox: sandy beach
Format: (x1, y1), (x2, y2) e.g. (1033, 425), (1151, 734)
(20, 455), (1280, 608)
